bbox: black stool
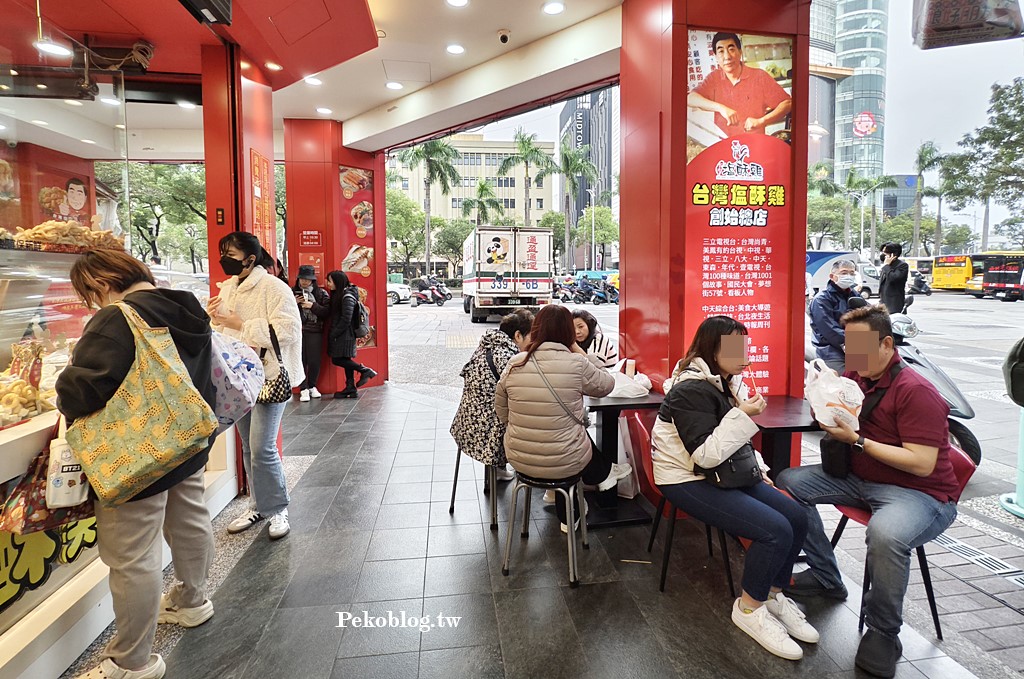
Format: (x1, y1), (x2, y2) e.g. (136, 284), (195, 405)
(501, 471), (588, 588)
(449, 449), (499, 530)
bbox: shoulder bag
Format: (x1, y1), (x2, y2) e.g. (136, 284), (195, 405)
(690, 383), (762, 488)
(257, 326), (292, 404)
(529, 355), (591, 429)
(820, 362), (904, 478)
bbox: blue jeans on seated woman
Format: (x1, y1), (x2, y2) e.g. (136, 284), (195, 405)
(657, 480), (808, 602)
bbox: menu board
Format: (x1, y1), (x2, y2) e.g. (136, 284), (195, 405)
(340, 166), (376, 347)
(250, 149), (274, 250)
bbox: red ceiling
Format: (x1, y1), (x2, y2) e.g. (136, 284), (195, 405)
(2, 0), (377, 89)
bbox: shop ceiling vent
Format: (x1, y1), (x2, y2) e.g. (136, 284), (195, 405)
(178, 0), (232, 25)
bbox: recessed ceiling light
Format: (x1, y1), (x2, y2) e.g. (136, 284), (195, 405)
(316, 107), (332, 115)
(34, 38), (73, 57)
(177, 101), (197, 110)
(31, 120), (48, 126)
(446, 0), (469, 6)
(376, 29), (386, 39)
(446, 44), (465, 55)
(100, 96), (121, 106)
(542, 1), (566, 14)
(64, 99), (83, 106)
(9, 70), (17, 76)
(240, 61), (250, 69)
(386, 81), (404, 90)
(36, 83), (47, 89)
(80, 139), (95, 144)
(265, 62), (283, 71)
(115, 124), (126, 129)
(304, 76), (322, 86)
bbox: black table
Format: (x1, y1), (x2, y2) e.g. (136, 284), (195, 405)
(752, 396), (820, 481)
(581, 393), (665, 528)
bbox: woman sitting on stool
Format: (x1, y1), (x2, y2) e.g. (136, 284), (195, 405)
(495, 305), (631, 533)
(652, 315), (818, 661)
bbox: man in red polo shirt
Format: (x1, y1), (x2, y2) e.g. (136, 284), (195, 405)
(777, 304), (959, 679)
(688, 32), (793, 138)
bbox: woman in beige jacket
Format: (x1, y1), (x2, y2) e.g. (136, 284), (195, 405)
(495, 305), (630, 532)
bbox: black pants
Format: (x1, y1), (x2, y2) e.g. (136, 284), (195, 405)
(548, 437), (613, 525)
(331, 356), (367, 390)
(300, 331), (323, 390)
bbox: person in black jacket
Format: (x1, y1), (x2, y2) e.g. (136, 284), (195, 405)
(878, 242), (909, 314)
(56, 250), (216, 679)
(326, 270), (376, 398)
(293, 265), (330, 402)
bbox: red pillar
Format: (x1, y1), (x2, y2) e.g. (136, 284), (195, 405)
(283, 119), (388, 395)
(620, 0), (811, 397)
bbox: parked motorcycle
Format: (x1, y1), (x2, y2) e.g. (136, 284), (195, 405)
(850, 296), (981, 463)
(907, 272), (932, 297)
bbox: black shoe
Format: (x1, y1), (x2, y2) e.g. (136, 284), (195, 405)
(334, 389), (358, 399)
(783, 569), (849, 601)
(855, 629), (902, 678)
(356, 368), (378, 388)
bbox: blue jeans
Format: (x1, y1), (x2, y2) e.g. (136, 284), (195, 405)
(658, 480), (808, 602)
(776, 465), (957, 637)
(235, 401), (290, 516)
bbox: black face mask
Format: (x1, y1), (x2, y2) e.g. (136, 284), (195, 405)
(220, 255), (251, 276)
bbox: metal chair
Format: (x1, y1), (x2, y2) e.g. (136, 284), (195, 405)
(625, 413), (737, 595)
(829, 446), (978, 641)
(449, 449), (499, 530)
(501, 471), (589, 588)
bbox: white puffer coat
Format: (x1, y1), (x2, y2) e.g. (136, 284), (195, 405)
(213, 266), (305, 388)
(495, 342), (615, 479)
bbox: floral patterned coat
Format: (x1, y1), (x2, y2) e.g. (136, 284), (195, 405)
(450, 330), (519, 466)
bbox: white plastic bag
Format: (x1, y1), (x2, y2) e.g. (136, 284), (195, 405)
(46, 417), (89, 509)
(616, 415), (641, 499)
(805, 359), (864, 428)
(607, 359), (652, 398)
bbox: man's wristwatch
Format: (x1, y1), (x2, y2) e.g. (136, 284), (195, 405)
(853, 436), (865, 453)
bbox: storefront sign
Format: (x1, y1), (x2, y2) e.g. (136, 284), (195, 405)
(299, 230), (323, 248)
(686, 30), (794, 394)
(250, 149), (274, 250)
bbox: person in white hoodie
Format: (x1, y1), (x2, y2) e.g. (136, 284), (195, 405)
(651, 315), (817, 661)
(208, 233), (304, 540)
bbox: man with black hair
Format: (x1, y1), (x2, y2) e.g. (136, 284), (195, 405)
(687, 32), (792, 138)
(778, 304), (959, 678)
(878, 242), (909, 314)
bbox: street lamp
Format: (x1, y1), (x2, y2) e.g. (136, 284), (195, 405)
(585, 187), (596, 270)
(850, 180), (888, 256)
(954, 211), (979, 254)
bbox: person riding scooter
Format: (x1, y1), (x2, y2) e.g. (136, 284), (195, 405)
(907, 272), (932, 296)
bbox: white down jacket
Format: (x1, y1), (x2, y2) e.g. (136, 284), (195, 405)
(495, 342), (615, 479)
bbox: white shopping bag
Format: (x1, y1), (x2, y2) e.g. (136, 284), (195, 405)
(804, 359), (865, 429)
(616, 415), (641, 499)
(46, 417), (89, 509)
(607, 359), (652, 398)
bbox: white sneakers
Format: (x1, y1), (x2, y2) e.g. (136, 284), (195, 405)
(597, 462), (633, 492)
(309, 387), (322, 399)
(227, 507), (263, 534)
(76, 655), (165, 679)
(731, 599), (804, 661)
(560, 500), (589, 534)
(299, 389), (310, 402)
(157, 593), (214, 628)
(495, 466), (516, 481)
(269, 509), (290, 539)
(766, 592), (820, 643)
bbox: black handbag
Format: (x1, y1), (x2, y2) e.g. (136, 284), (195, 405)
(694, 443), (762, 489)
(257, 326), (292, 404)
(819, 362), (903, 478)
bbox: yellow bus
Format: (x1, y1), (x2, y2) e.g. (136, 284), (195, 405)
(933, 252), (1024, 290)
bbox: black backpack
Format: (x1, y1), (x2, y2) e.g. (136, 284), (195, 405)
(1004, 337), (1024, 408)
(351, 291), (370, 339)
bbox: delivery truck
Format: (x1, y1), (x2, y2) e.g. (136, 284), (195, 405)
(462, 226), (554, 323)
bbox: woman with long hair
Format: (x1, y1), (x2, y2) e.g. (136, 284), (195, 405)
(652, 315), (817, 661)
(571, 308), (619, 368)
(293, 264), (331, 402)
(209, 232), (303, 540)
(325, 270), (376, 398)
(58, 250), (217, 679)
(495, 305), (631, 532)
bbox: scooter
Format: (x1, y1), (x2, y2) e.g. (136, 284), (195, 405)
(411, 284), (446, 306)
(590, 285), (610, 305)
(430, 276), (453, 301)
(554, 282), (577, 303)
(850, 296), (981, 463)
(907, 273), (932, 297)
(605, 283), (620, 305)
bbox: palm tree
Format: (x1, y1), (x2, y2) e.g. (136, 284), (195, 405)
(912, 141), (942, 257)
(397, 139), (460, 275)
(385, 168), (404, 188)
(461, 179), (504, 226)
(829, 168), (896, 253)
(537, 138), (598, 270)
(924, 164), (956, 256)
(498, 127), (557, 228)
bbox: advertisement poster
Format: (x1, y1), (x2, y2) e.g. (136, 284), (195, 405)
(298, 252), (324, 279)
(686, 30), (794, 394)
(250, 150), (274, 250)
(34, 167), (93, 227)
(0, 148), (19, 233)
(339, 166), (376, 346)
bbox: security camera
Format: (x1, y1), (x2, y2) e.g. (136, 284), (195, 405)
(498, 29), (511, 44)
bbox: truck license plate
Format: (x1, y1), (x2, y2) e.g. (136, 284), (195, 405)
(508, 299), (520, 305)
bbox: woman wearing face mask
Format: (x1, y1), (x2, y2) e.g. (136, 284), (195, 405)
(208, 232), (304, 540)
(325, 270), (376, 398)
(653, 316), (816, 661)
(571, 309), (619, 368)
(293, 265), (331, 402)
(809, 259), (862, 373)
